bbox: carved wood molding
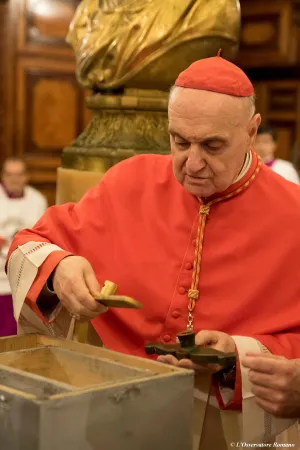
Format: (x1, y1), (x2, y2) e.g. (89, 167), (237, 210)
(292, 0), (300, 26)
(240, 0), (300, 28)
(237, 0), (300, 68)
(17, 0), (78, 57)
(0, 2), (9, 160)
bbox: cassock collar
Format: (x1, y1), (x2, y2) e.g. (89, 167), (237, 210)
(203, 149), (261, 203)
(234, 151), (252, 182)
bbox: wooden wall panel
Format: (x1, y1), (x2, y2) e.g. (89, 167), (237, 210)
(254, 80), (300, 160)
(0, 0), (14, 161)
(32, 79), (78, 148)
(238, 0), (297, 68)
(15, 57), (83, 205)
(273, 123), (296, 160)
(17, 0), (77, 56)
(239, 0), (300, 164)
(0, 2), (8, 159)
(27, 0), (76, 41)
(1, 0), (88, 205)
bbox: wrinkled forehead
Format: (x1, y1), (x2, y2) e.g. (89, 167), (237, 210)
(168, 87), (247, 140)
(169, 87), (249, 122)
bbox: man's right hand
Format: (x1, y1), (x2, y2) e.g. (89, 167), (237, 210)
(52, 256), (107, 320)
(242, 353), (300, 418)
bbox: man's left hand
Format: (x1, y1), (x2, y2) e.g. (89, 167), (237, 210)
(242, 353), (300, 418)
(157, 330), (235, 373)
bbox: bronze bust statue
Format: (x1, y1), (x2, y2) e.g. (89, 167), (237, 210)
(67, 0), (240, 91)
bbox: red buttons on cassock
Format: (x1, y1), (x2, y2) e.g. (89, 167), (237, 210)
(185, 262), (193, 270)
(192, 239), (197, 247)
(171, 310), (180, 319)
(178, 286), (186, 294)
(164, 334), (171, 342)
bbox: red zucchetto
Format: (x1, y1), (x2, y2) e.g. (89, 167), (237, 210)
(175, 53), (254, 97)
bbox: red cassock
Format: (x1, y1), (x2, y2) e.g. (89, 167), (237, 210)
(8, 151), (300, 364)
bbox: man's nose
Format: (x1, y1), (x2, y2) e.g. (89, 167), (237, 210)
(186, 145), (206, 173)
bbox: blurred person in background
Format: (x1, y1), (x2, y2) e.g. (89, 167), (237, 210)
(255, 121), (300, 184)
(0, 157), (47, 336)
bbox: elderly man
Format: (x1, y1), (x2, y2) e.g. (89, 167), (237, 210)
(0, 157), (47, 336)
(6, 55), (300, 448)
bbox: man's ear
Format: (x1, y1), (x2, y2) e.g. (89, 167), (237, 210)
(248, 113), (261, 148)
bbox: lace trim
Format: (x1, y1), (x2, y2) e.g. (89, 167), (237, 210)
(8, 241), (66, 324)
(8, 242), (48, 298)
(16, 243), (60, 337)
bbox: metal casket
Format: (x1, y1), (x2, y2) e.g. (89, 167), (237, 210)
(0, 334), (194, 450)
